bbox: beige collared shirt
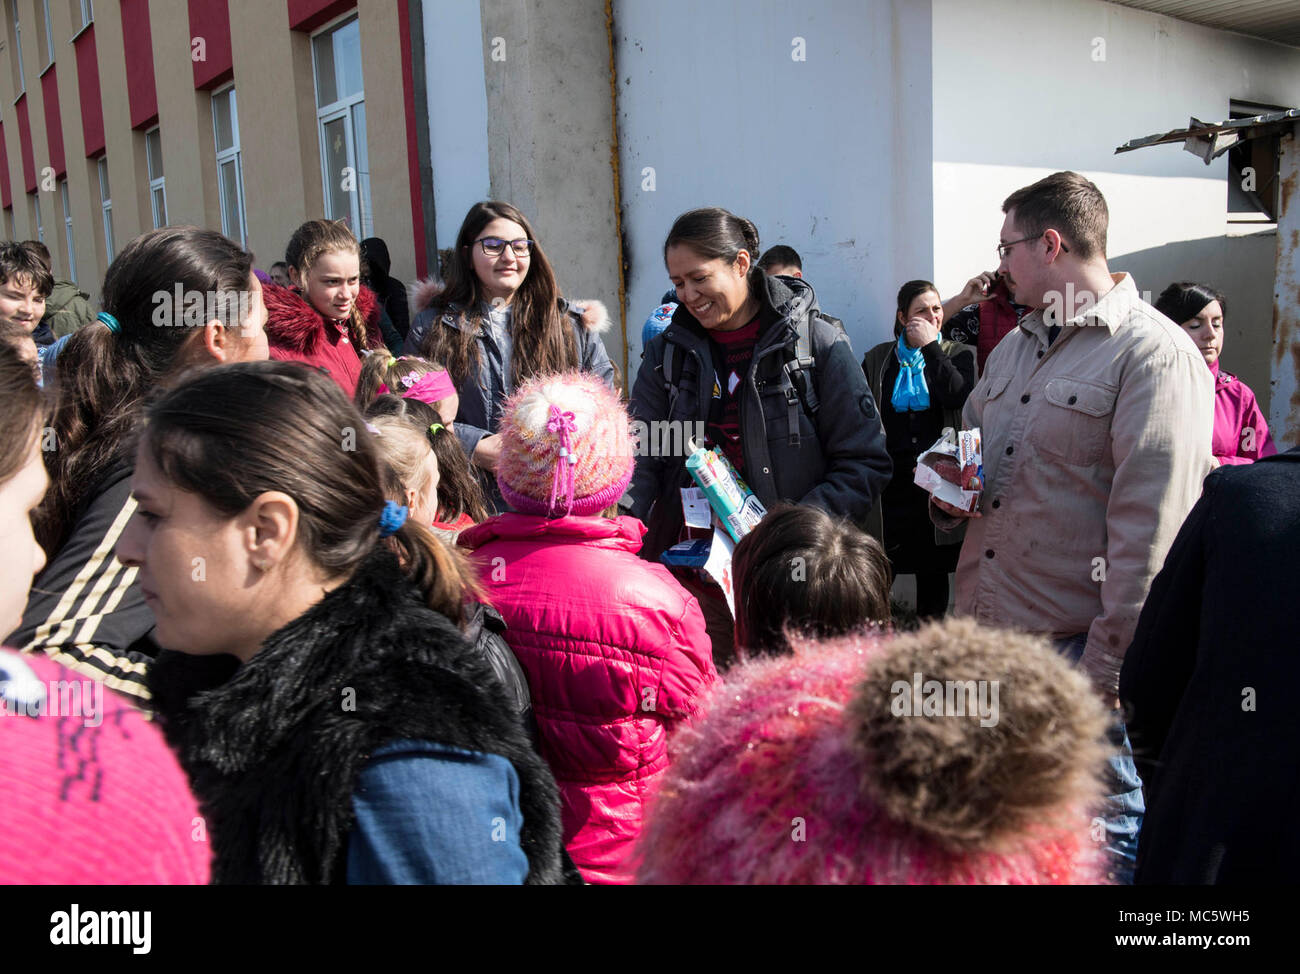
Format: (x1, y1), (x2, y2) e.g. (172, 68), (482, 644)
(947, 273), (1214, 695)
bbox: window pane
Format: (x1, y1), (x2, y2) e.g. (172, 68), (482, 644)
(351, 102), (372, 238)
(334, 19), (363, 101)
(321, 115), (349, 225)
(152, 186), (166, 228)
(97, 157), (110, 200)
(213, 89), (234, 152)
(103, 206), (114, 263)
(146, 130), (164, 179)
(313, 31), (338, 107)
(219, 159), (242, 244)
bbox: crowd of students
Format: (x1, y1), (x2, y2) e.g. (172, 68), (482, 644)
(0, 169), (1292, 885)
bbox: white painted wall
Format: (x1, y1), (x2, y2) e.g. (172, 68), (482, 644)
(932, 0), (1300, 419)
(614, 0), (934, 362)
(422, 0), (492, 258)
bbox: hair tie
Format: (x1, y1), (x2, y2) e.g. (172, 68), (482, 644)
(387, 357), (398, 368)
(428, 423), (444, 435)
(97, 312), (121, 335)
(401, 370), (457, 405)
(378, 500), (408, 538)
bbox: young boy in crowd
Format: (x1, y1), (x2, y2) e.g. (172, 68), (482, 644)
(0, 243), (53, 338)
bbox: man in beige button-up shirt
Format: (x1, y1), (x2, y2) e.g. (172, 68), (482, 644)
(934, 173), (1214, 702)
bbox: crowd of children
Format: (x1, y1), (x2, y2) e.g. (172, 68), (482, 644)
(0, 176), (1292, 885)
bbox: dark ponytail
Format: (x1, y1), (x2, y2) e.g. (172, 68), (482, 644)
(37, 226), (254, 555)
(143, 361), (480, 625)
(663, 207), (764, 293)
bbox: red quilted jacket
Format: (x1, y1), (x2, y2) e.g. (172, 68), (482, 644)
(459, 513), (716, 884)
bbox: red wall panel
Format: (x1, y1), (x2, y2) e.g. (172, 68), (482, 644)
(0, 122), (12, 209)
(120, 0), (159, 129)
(188, 0), (233, 90)
(14, 96), (36, 194)
(287, 0), (354, 33)
(73, 25), (106, 157)
(40, 67), (66, 177)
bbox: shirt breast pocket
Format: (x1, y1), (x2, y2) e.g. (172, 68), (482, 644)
(1034, 377), (1116, 467)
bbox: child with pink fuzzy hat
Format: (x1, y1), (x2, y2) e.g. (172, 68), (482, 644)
(459, 370), (717, 884)
(637, 617), (1113, 884)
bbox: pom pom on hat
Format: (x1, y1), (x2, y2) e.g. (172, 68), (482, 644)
(496, 371), (634, 517)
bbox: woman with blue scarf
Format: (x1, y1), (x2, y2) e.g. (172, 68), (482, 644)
(860, 280), (975, 620)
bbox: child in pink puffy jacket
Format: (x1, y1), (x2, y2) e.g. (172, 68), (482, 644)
(459, 370), (717, 884)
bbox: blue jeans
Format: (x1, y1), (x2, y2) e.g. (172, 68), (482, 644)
(1053, 633), (1142, 885)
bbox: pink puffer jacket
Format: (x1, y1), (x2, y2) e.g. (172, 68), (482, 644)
(459, 513), (716, 884)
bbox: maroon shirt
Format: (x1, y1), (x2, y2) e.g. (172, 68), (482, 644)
(706, 316), (762, 473)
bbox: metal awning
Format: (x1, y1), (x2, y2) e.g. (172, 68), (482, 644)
(1114, 109), (1300, 163)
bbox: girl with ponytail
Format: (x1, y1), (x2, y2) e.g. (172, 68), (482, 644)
(13, 226), (267, 706)
(264, 219), (400, 398)
(119, 360), (567, 884)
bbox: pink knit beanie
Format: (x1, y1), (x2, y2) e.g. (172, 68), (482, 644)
(496, 370), (634, 517)
(0, 650), (210, 884)
(636, 618), (1113, 884)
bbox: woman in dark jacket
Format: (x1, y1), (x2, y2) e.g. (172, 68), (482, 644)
(403, 200), (615, 514)
(1120, 447), (1300, 884)
(860, 280), (976, 620)
(119, 361), (568, 884)
(626, 207), (892, 561)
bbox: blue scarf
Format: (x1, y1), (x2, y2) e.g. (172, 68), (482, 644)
(891, 334), (930, 412)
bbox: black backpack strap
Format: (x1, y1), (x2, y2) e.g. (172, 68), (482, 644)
(780, 314), (821, 447)
(661, 339), (681, 416)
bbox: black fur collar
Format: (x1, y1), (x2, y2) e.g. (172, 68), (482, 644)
(148, 547), (566, 884)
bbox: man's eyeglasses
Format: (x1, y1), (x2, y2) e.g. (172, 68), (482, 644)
(476, 237), (533, 258)
(996, 233), (1069, 260)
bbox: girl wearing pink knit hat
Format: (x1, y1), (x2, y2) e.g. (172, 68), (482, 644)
(459, 370), (718, 884)
(637, 617), (1113, 884)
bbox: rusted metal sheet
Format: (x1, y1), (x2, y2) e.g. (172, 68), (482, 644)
(1273, 132), (1300, 448)
(1115, 109), (1300, 161)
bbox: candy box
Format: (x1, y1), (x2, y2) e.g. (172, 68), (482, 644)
(914, 427), (983, 512)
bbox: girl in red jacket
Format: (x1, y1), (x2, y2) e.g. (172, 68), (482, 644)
(265, 219), (394, 397)
(459, 370), (717, 883)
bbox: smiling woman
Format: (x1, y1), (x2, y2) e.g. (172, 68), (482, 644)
(403, 201), (616, 514)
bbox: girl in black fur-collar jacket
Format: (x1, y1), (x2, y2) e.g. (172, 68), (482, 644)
(121, 360), (568, 885)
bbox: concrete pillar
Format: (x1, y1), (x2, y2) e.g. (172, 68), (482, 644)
(479, 0), (626, 379)
(149, 0), (220, 231)
(228, 0), (321, 266)
(96, 1), (150, 244)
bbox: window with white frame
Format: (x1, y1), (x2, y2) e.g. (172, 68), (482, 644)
(10, 0), (26, 93)
(78, 0), (93, 29)
(97, 156), (113, 263)
(39, 0), (54, 68)
(32, 193), (44, 244)
(311, 14), (372, 238)
(212, 86), (247, 246)
(60, 179), (76, 283)
(146, 126), (167, 228)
